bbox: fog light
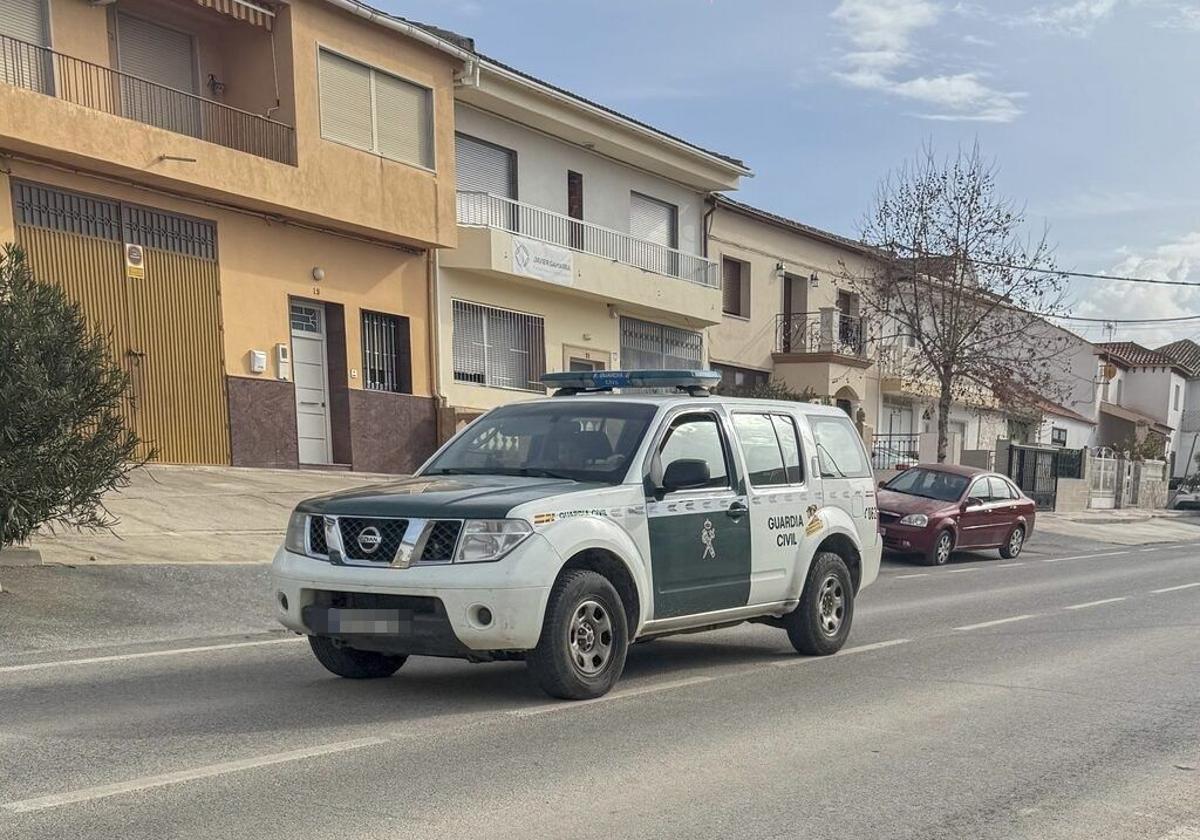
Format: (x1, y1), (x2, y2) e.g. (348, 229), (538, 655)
(278, 592), (289, 611)
(474, 605), (493, 627)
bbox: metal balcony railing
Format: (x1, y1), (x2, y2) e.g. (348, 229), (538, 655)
(775, 310), (866, 356)
(0, 33), (296, 165)
(456, 191), (718, 288)
(872, 433), (920, 470)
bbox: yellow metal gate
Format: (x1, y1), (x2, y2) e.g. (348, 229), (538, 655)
(12, 181), (230, 464)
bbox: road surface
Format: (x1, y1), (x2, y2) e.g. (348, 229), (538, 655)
(1, 538), (1198, 839)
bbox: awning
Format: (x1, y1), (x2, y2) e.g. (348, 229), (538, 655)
(194, 0), (275, 30)
(1099, 400), (1172, 433)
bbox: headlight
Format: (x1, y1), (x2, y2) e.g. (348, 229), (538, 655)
(898, 513), (929, 527)
(284, 510), (309, 554)
(454, 519), (532, 563)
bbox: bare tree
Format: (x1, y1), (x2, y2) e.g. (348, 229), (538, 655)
(849, 144), (1071, 462)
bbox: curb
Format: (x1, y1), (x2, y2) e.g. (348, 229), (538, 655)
(0, 546), (43, 567)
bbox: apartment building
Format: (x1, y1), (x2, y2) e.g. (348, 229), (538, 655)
(0, 0), (469, 472)
(436, 55), (748, 425)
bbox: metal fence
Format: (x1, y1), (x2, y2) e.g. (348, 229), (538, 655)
(0, 32), (296, 165)
(872, 433), (920, 470)
(1006, 443), (1083, 511)
(776, 311), (865, 356)
(456, 191), (718, 287)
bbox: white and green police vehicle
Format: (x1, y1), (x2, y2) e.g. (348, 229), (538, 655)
(272, 370), (881, 700)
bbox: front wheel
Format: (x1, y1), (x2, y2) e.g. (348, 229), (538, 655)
(784, 551), (854, 656)
(526, 569), (629, 700)
(926, 530), (954, 566)
(999, 525), (1025, 559)
(308, 635), (406, 679)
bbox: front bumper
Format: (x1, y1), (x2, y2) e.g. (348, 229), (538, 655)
(880, 523), (938, 554)
(271, 534), (560, 654)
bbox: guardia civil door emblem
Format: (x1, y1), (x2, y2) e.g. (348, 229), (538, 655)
(701, 519), (717, 560)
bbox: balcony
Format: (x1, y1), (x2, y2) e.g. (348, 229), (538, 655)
(444, 191), (722, 324)
(775, 310), (866, 358)
(0, 33), (296, 165)
(456, 191), (718, 287)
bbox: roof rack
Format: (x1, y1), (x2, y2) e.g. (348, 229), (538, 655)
(541, 369), (722, 397)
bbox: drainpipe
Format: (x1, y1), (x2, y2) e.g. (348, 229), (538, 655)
(702, 195), (716, 258)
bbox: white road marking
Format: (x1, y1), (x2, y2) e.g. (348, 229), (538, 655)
(774, 637), (910, 667)
(1043, 551), (1127, 563)
(954, 614), (1037, 631)
(895, 573), (928, 579)
(946, 568), (979, 574)
(511, 675), (716, 717)
(1151, 581), (1200, 594)
(0, 737), (388, 814)
(1064, 597), (1127, 610)
(995, 562), (1025, 568)
(1139, 547), (1162, 553)
(0, 637), (305, 674)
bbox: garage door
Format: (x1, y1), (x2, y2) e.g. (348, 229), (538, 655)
(12, 181), (230, 464)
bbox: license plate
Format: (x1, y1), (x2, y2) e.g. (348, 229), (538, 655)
(328, 608), (401, 634)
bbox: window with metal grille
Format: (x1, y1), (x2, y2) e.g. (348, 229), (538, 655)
(722, 257), (747, 316)
(318, 48), (433, 169)
(452, 300), (546, 391)
(361, 310), (412, 393)
(619, 316), (703, 370)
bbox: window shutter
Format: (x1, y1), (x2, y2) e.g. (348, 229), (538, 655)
(0, 0), (45, 43)
(619, 317), (702, 369)
(117, 15), (196, 92)
(455, 134), (515, 198)
(630, 192), (677, 247)
(722, 258), (742, 315)
(318, 50), (374, 151)
(374, 71), (432, 168)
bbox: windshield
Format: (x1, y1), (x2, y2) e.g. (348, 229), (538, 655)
(422, 401), (657, 484)
(884, 467), (970, 502)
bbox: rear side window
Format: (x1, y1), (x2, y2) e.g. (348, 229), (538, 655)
(809, 416), (871, 479)
(731, 412), (806, 487)
(772, 415), (803, 483)
(988, 477), (1016, 499)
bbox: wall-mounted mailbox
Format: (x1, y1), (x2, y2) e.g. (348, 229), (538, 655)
(249, 349), (267, 374)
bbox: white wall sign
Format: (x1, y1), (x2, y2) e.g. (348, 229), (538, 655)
(511, 236), (573, 286)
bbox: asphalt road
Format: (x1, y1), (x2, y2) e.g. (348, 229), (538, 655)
(1, 536), (1198, 839)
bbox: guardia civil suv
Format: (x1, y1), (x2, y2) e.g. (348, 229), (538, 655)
(272, 370), (881, 700)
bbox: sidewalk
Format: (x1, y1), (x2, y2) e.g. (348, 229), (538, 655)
(1036, 508), (1200, 545)
(14, 465), (395, 566)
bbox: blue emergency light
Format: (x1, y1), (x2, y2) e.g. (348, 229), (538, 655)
(541, 369), (722, 396)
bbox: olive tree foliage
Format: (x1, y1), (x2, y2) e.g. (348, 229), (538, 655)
(848, 145), (1071, 462)
(0, 244), (145, 548)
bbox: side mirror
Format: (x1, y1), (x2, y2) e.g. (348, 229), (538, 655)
(962, 496), (984, 510)
(662, 458), (711, 492)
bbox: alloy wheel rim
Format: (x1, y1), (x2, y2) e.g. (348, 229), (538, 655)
(1010, 528), (1024, 554)
(818, 574), (845, 636)
(937, 534), (952, 563)
(568, 599), (613, 675)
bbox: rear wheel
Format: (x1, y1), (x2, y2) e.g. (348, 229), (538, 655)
(1000, 525), (1025, 559)
(783, 551), (854, 656)
(527, 569), (629, 700)
(308, 635), (406, 679)
(927, 530), (954, 566)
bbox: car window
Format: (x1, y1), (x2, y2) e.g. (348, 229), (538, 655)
(990, 477), (1017, 500)
(732, 413), (787, 487)
(423, 401), (656, 484)
(885, 467), (969, 502)
(658, 414), (730, 490)
(967, 478), (991, 501)
(809, 416), (871, 478)
(772, 414), (804, 483)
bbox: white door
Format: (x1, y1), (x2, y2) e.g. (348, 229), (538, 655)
(290, 302), (333, 465)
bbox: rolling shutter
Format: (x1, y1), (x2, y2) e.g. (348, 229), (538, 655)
(375, 71), (433, 168)
(117, 14), (196, 92)
(630, 192), (677, 248)
(619, 317), (702, 370)
(722, 258), (743, 316)
(0, 0), (44, 43)
(318, 49), (374, 151)
(455, 134), (515, 198)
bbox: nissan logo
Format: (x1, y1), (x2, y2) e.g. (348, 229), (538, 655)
(356, 526), (383, 554)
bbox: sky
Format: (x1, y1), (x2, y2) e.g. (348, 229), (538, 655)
(389, 0), (1200, 348)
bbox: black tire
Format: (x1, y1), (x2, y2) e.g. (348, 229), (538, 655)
(526, 569), (629, 700)
(999, 524), (1025, 559)
(783, 551), (854, 656)
(308, 635), (406, 679)
(927, 529), (954, 566)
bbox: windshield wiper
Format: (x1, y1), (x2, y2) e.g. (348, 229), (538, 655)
(512, 467), (577, 481)
(816, 442), (848, 479)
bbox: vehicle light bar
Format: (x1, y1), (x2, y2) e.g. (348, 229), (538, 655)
(541, 369), (722, 396)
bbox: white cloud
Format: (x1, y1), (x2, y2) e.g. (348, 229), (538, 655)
(1067, 230), (1200, 345)
(830, 0), (1026, 122)
(1024, 0), (1121, 35)
(1038, 190), (1200, 219)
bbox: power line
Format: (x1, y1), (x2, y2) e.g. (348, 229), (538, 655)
(892, 246), (1199, 287)
(1045, 313), (1200, 324)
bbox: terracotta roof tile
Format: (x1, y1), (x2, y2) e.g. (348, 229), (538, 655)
(1156, 339), (1200, 377)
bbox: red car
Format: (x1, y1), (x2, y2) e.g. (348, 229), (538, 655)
(876, 464), (1036, 566)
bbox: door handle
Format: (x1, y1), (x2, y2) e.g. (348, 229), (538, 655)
(726, 501), (748, 519)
